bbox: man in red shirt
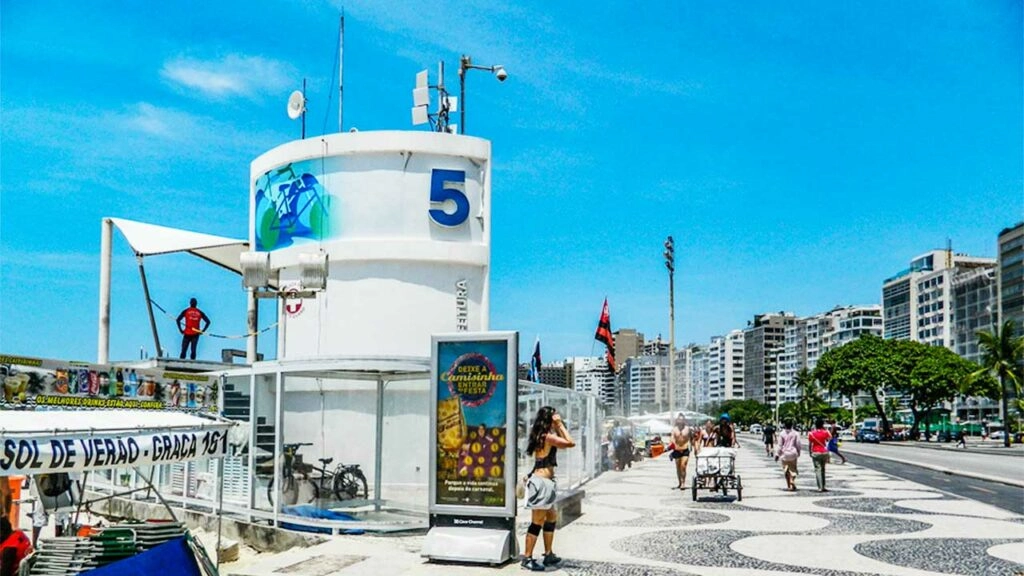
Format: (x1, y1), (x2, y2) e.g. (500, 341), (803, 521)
(177, 298), (211, 360)
(1, 516), (32, 576)
(807, 417), (832, 492)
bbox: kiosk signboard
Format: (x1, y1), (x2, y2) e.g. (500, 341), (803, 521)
(424, 332), (518, 564)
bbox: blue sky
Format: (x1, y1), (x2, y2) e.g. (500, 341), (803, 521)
(1, 1), (1021, 364)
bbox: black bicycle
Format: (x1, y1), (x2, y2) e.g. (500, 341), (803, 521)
(266, 443), (368, 506)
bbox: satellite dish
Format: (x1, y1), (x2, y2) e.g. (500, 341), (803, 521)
(287, 90), (306, 120)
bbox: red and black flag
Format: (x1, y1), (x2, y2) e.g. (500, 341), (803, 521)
(594, 298), (616, 372)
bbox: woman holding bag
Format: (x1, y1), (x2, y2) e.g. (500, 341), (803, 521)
(520, 406), (575, 572)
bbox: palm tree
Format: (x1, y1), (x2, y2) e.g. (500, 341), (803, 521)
(972, 320), (1024, 448)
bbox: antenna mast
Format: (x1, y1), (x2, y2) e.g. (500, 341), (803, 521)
(338, 11), (344, 133)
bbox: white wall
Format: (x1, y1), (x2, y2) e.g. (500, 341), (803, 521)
(250, 131), (492, 360)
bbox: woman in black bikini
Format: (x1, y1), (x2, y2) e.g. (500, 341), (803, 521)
(521, 406), (575, 572)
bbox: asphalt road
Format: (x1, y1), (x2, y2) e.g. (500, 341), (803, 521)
(845, 451), (1024, 515)
(838, 439), (1023, 484)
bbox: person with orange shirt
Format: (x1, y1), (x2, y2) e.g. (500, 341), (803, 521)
(177, 298), (211, 360)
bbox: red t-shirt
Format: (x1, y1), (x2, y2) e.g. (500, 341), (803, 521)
(808, 429), (831, 454)
(182, 308), (204, 335)
(1, 530), (32, 573)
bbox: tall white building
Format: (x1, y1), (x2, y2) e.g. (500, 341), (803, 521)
(688, 345), (710, 411)
(707, 330), (743, 406)
(673, 348), (691, 412)
(778, 306), (883, 405)
(626, 355), (669, 415)
(571, 356), (616, 406)
(883, 249), (995, 343)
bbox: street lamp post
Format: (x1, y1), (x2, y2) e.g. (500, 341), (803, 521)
(458, 55), (507, 135)
(664, 236), (675, 413)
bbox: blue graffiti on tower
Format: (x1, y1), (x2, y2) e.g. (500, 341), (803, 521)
(254, 161), (335, 251)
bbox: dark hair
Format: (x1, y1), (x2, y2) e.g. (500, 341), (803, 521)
(784, 418), (794, 430)
(527, 406), (556, 455)
(0, 516), (10, 541)
(190, 298), (198, 307)
(814, 417), (825, 429)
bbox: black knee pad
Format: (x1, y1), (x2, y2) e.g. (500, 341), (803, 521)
(543, 521), (556, 532)
(527, 523), (542, 536)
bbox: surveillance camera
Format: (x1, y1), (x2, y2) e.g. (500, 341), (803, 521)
(494, 66), (508, 82)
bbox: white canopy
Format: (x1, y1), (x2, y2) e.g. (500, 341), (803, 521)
(0, 410), (235, 474)
(110, 217), (248, 275)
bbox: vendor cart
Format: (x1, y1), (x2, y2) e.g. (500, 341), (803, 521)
(691, 447), (742, 501)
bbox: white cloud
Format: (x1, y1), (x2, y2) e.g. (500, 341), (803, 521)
(160, 54), (293, 99)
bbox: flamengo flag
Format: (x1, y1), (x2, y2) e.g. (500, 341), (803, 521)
(594, 299), (616, 372)
(528, 337), (542, 383)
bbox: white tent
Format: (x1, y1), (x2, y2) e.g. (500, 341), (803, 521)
(109, 217), (248, 274)
(98, 217), (264, 363)
(0, 409), (235, 475)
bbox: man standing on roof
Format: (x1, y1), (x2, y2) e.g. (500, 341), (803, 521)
(177, 298), (210, 360)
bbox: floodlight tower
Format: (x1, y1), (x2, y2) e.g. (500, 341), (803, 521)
(458, 55), (507, 134)
(665, 236), (676, 413)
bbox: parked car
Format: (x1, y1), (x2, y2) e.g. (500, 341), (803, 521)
(989, 430), (1005, 440)
(856, 428), (880, 443)
(838, 429), (855, 441)
(750, 424), (763, 435)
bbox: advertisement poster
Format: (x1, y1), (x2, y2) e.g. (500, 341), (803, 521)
(434, 339), (510, 508)
(0, 354), (219, 413)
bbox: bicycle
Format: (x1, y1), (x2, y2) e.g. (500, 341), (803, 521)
(266, 443), (368, 506)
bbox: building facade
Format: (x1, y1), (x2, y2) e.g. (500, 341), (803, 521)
(571, 356), (616, 406)
(707, 331), (744, 406)
(952, 267), (997, 365)
(743, 312), (796, 404)
(999, 223), (1024, 333)
(626, 355), (670, 415)
(883, 249), (995, 344)
(687, 345), (710, 412)
(612, 328), (644, 370)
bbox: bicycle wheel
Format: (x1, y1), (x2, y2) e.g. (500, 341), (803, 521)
(333, 469), (368, 501)
(268, 475), (298, 506)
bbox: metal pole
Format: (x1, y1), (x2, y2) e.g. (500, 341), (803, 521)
(98, 218), (113, 363)
(246, 289), (258, 363)
(137, 255), (163, 358)
(459, 56), (467, 134)
(273, 370), (283, 526)
(374, 377), (385, 511)
(669, 270), (675, 413)
(338, 13), (344, 133)
(135, 466), (179, 522)
(216, 458), (224, 571)
(301, 78), (307, 139)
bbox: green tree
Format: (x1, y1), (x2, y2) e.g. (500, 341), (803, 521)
(971, 320), (1024, 448)
(814, 335), (898, 435)
(903, 342), (978, 438)
(718, 399), (770, 427)
(793, 368), (827, 428)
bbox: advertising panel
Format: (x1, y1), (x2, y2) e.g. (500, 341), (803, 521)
(0, 354), (219, 413)
(430, 332), (517, 516)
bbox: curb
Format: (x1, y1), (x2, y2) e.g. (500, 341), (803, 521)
(841, 446), (1024, 489)
(847, 439), (1024, 458)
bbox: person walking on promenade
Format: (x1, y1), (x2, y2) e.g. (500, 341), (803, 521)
(695, 419), (717, 452)
(775, 418), (801, 491)
(716, 413), (739, 448)
(762, 421), (777, 457)
(670, 413), (693, 490)
(827, 423), (847, 464)
(176, 297), (210, 360)
(521, 406), (576, 572)
(808, 417), (832, 492)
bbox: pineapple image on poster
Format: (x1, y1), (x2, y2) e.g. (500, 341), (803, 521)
(435, 341), (509, 508)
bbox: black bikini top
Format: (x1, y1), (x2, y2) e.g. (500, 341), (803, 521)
(533, 446), (558, 470)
